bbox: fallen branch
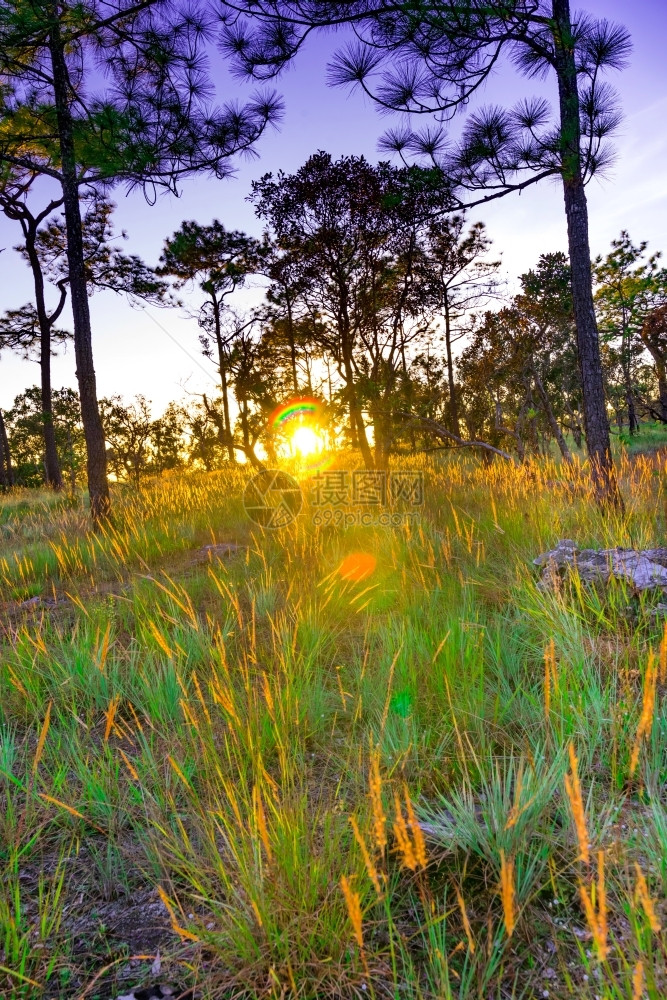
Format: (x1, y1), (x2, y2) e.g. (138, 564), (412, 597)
(396, 412), (518, 463)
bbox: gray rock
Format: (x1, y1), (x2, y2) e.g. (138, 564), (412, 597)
(534, 540), (667, 592)
(20, 595), (43, 608)
(648, 603), (667, 626)
(195, 542), (245, 563)
(640, 548), (667, 568)
(19, 595), (59, 609)
(533, 539), (578, 567)
(608, 550), (667, 589)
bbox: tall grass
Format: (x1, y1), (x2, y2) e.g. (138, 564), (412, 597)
(1, 449), (667, 997)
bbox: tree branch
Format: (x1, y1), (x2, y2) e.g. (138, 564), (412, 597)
(395, 410), (518, 462)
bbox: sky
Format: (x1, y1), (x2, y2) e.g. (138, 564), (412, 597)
(1, 0), (666, 414)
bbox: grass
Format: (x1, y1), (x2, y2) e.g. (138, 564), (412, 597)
(616, 420), (667, 456)
(1, 449), (667, 998)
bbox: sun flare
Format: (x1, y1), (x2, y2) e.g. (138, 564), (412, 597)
(291, 425), (322, 457)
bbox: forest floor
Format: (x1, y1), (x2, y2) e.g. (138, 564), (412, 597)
(1, 446), (667, 999)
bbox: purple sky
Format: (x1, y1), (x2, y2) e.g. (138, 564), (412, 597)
(1, 0), (666, 413)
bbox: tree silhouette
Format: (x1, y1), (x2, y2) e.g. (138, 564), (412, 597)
(220, 0), (631, 501)
(3, 385), (84, 488)
(158, 221), (261, 463)
(641, 307), (667, 424)
(36, 196), (172, 305)
(1, 190), (170, 488)
(0, 172), (69, 487)
(0, 304), (71, 486)
(0, 0), (282, 522)
(421, 216), (500, 437)
(594, 232), (667, 434)
(250, 152), (451, 467)
(0, 407), (13, 488)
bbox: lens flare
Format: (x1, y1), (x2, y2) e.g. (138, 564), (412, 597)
(291, 426), (322, 456)
(337, 552), (377, 582)
(269, 396), (323, 429)
(269, 396), (334, 473)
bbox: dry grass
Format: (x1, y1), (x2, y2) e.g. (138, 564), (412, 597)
(1, 449), (667, 998)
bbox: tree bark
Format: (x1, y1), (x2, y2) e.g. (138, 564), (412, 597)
(552, 0), (619, 505)
(443, 288), (460, 437)
(640, 308), (667, 422)
(285, 293), (299, 394)
(23, 226), (64, 489)
(656, 361), (667, 424)
(39, 312), (64, 490)
(626, 385), (639, 435)
(531, 366), (574, 464)
(49, 15), (110, 525)
(211, 297), (236, 462)
(342, 347), (374, 469)
(0, 409), (14, 487)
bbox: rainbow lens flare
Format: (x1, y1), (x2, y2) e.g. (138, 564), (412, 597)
(269, 396), (334, 472)
(269, 396), (323, 429)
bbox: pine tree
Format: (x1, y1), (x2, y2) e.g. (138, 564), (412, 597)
(221, 0), (631, 502)
(0, 0), (281, 522)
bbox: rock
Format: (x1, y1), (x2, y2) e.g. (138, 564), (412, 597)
(533, 539), (577, 568)
(114, 987), (188, 1000)
(609, 550), (667, 590)
(648, 603), (667, 626)
(640, 548), (667, 568)
(19, 595), (59, 609)
(534, 540), (667, 592)
(20, 596), (43, 608)
(195, 542), (245, 563)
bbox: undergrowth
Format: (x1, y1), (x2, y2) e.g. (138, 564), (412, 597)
(1, 450), (666, 998)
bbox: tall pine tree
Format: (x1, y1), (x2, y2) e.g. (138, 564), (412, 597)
(0, 0), (281, 522)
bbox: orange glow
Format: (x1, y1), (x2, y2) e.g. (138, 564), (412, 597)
(291, 425), (323, 456)
(337, 552), (377, 582)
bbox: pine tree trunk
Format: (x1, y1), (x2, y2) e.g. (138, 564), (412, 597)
(286, 294), (299, 394)
(646, 352), (667, 423)
(531, 366), (574, 464)
(443, 290), (460, 437)
(24, 227), (63, 489)
(552, 0), (619, 505)
(49, 17), (110, 525)
(211, 298), (235, 462)
(40, 336), (63, 489)
(345, 366), (374, 469)
(0, 409), (13, 487)
(658, 364), (667, 424)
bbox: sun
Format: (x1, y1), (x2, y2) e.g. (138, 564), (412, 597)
(291, 425), (322, 457)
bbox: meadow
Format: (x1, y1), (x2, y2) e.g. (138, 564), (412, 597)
(1, 449), (667, 999)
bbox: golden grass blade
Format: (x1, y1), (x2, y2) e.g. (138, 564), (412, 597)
(340, 875), (364, 951)
(349, 815), (382, 896)
(369, 747), (387, 856)
(33, 700), (52, 774)
(564, 742), (590, 866)
(455, 886), (476, 954)
(634, 863), (662, 932)
(499, 849), (516, 938)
